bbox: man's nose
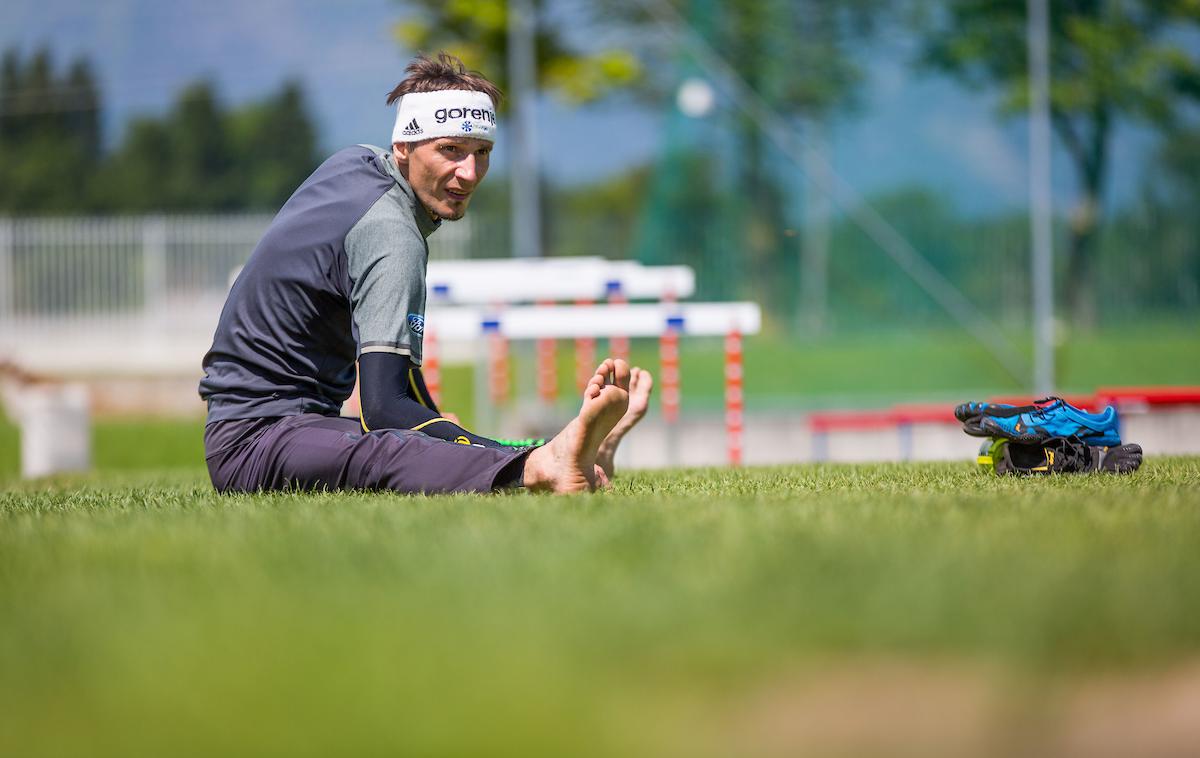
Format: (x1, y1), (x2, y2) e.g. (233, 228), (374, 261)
(456, 155), (478, 184)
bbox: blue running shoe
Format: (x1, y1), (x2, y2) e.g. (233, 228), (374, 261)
(955, 400), (1039, 437)
(955, 401), (1016, 423)
(980, 397), (1121, 446)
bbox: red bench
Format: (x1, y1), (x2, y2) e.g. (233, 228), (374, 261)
(1095, 386), (1200, 409)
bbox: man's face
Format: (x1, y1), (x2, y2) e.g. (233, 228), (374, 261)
(393, 137), (492, 221)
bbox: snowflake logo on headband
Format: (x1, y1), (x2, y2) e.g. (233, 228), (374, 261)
(461, 121), (472, 133)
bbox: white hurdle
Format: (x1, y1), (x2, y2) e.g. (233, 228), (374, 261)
(424, 258), (698, 412)
(425, 258), (696, 304)
(426, 302), (760, 339)
(424, 301), (762, 467)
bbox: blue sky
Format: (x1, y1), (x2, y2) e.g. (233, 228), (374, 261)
(2, 0), (1159, 215)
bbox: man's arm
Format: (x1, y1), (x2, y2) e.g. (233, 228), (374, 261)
(358, 352), (507, 448)
(405, 361), (440, 413)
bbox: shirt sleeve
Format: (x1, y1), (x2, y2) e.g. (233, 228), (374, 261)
(345, 190), (427, 365)
(358, 352), (508, 448)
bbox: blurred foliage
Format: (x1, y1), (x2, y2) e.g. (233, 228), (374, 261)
(916, 0), (1200, 326)
(632, 0), (885, 325)
(822, 183), (1200, 332)
(392, 0), (882, 326)
(600, 0), (881, 110)
(447, 163), (650, 265)
(0, 48), (101, 212)
(0, 47), (320, 213)
(1156, 124), (1200, 202)
(1128, 125), (1200, 313)
(392, 0), (640, 104)
(100, 81), (320, 212)
(549, 165), (651, 259)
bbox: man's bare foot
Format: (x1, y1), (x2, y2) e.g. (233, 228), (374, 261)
(595, 366), (654, 479)
(522, 367), (628, 493)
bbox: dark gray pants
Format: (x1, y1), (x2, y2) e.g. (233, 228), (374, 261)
(205, 415), (529, 494)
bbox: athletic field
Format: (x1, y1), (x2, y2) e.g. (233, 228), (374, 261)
(3, 456), (1199, 756)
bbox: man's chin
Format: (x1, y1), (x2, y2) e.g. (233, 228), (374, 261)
(439, 203), (469, 221)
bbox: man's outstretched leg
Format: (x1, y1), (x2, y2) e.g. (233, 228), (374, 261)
(206, 364), (629, 496)
(522, 363), (628, 493)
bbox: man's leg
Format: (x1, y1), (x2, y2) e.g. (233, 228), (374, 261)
(210, 415), (528, 494)
(207, 366), (631, 496)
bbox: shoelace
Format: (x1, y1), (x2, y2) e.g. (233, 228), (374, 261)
(1026, 398), (1065, 425)
(1046, 436), (1090, 471)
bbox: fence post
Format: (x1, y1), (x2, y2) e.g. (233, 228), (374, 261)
(0, 218), (12, 325)
(142, 216), (168, 326)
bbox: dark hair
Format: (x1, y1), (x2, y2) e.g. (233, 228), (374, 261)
(386, 52), (504, 107)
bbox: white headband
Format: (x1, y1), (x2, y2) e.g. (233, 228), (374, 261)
(392, 89), (498, 144)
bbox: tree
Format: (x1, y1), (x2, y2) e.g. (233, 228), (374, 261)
(621, 0), (881, 322)
(0, 47), (103, 212)
(228, 81), (320, 209)
(98, 117), (173, 212)
(394, 0), (882, 325)
(392, 0), (639, 103)
(167, 82), (238, 210)
(918, 0), (1200, 326)
(0, 45), (321, 214)
(1145, 125), (1200, 312)
(100, 79), (320, 212)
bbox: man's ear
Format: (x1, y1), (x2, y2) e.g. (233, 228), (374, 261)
(392, 142), (410, 171)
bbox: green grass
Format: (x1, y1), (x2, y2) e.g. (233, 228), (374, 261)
(0, 326), (1194, 754)
(2, 458), (1199, 757)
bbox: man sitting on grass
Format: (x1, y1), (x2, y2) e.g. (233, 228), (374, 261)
(199, 52), (651, 495)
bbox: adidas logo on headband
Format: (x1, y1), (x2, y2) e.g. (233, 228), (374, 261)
(401, 118), (423, 136)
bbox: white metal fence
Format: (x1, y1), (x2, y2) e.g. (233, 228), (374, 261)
(0, 214), (474, 375)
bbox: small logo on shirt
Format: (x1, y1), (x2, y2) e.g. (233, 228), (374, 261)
(401, 118), (423, 136)
(407, 313), (424, 335)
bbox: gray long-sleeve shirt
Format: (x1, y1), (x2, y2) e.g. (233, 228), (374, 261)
(199, 145), (440, 422)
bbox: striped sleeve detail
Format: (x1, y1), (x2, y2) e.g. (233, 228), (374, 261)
(360, 343), (416, 358)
